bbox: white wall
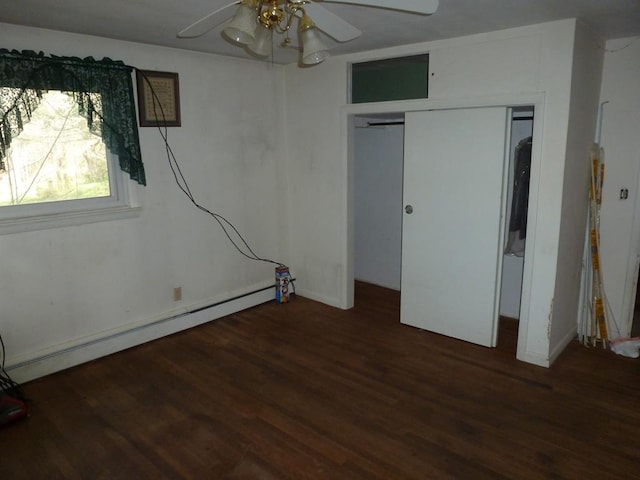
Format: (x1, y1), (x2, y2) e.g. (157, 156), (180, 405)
(285, 19), (590, 366)
(282, 57), (348, 306)
(597, 36), (640, 337)
(549, 22), (604, 358)
(0, 24), (286, 378)
(354, 120), (404, 290)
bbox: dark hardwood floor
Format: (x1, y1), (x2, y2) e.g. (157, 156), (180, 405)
(2, 282), (639, 479)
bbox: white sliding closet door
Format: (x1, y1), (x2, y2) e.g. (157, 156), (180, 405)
(401, 108), (508, 347)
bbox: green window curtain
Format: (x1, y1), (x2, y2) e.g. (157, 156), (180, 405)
(0, 87), (42, 170)
(0, 49), (145, 185)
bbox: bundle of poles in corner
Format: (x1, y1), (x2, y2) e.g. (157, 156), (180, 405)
(586, 144), (608, 347)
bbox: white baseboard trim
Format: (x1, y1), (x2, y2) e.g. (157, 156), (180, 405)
(516, 327), (577, 368)
(517, 350), (550, 368)
(295, 288), (342, 309)
(548, 327), (578, 366)
(7, 286), (276, 384)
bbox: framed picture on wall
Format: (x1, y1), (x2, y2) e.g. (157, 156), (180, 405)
(136, 70), (181, 127)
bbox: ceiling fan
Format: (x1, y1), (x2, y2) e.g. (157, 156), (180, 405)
(177, 0), (439, 65)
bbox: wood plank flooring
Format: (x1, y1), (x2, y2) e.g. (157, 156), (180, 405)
(1, 282), (639, 479)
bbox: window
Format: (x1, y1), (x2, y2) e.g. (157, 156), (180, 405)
(0, 49), (144, 233)
(1, 89), (110, 207)
(350, 54), (429, 104)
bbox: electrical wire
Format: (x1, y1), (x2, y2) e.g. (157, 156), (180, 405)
(2, 63), (288, 269)
(1, 60), (296, 291)
(0, 333), (26, 402)
(134, 68), (291, 271)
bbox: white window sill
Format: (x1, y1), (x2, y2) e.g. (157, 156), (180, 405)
(0, 204), (142, 235)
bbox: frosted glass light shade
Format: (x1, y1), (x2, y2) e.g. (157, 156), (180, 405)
(301, 27), (329, 65)
(248, 25), (273, 58)
(223, 3), (257, 45)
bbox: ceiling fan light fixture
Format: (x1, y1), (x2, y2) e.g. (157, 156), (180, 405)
(222, 0), (258, 45)
(247, 23), (274, 58)
(181, 0), (436, 67)
(299, 13), (329, 65)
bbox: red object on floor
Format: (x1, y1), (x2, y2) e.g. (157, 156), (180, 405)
(0, 393), (28, 426)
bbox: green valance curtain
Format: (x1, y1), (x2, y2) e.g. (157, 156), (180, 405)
(0, 49), (145, 185)
(0, 86), (42, 168)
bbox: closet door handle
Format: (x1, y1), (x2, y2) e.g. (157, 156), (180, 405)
(405, 205), (413, 214)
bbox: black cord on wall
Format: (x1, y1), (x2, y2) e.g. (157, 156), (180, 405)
(134, 68), (295, 293)
(0, 334), (26, 402)
(1, 62), (292, 274)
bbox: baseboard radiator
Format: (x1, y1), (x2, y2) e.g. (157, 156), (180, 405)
(7, 284), (276, 384)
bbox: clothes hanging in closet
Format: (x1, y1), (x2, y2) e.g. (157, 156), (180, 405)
(505, 136), (532, 256)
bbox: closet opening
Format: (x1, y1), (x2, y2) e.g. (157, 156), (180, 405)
(353, 113), (405, 310)
(498, 106), (534, 353)
(352, 105), (534, 356)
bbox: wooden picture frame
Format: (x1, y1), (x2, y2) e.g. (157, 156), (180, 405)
(136, 70), (181, 127)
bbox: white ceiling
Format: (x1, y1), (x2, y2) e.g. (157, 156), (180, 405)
(1, 0), (640, 65)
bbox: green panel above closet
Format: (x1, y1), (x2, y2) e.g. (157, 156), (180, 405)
(351, 54), (429, 104)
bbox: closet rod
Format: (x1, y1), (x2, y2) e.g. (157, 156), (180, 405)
(367, 121), (405, 126)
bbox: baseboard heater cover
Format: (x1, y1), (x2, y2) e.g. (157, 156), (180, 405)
(7, 284), (276, 384)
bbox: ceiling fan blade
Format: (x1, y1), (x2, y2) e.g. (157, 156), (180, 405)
(302, 2), (362, 42)
(177, 1), (240, 39)
(321, 0), (438, 15)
